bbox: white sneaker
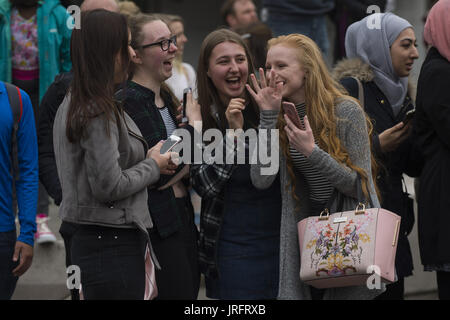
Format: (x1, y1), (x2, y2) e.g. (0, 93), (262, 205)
(35, 214), (57, 244)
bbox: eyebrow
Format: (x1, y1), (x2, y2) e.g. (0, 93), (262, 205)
(215, 54), (246, 61)
(401, 38), (417, 43)
(152, 33), (171, 42)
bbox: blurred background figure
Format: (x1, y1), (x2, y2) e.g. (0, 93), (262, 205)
(117, 0), (141, 17)
(163, 14), (197, 100)
(161, 13), (201, 228)
(235, 21), (273, 73)
(414, 0), (450, 301)
(331, 0), (387, 63)
(0, 0), (72, 245)
(220, 0), (259, 31)
(80, 0), (118, 11)
(261, 0), (334, 57)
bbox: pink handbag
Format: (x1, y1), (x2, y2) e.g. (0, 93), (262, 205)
(297, 203), (401, 289)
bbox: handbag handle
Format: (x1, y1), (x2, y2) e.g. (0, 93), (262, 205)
(324, 175), (374, 214)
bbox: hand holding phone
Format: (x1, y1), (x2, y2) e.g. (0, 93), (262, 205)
(160, 134), (182, 154)
(147, 140), (179, 175)
(283, 102), (302, 129)
(181, 88), (191, 123)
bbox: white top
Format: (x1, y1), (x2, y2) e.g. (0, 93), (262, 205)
(165, 62), (198, 101)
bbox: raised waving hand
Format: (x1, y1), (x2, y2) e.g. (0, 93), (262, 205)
(246, 68), (283, 111)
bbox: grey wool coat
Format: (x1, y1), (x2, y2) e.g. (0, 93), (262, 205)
(250, 98), (385, 300)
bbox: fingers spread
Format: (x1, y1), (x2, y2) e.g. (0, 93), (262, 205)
(259, 68), (268, 88)
(249, 73), (260, 92)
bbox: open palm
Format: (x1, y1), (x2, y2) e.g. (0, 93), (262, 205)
(246, 68), (283, 111)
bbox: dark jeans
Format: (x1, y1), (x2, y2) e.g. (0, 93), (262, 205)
(0, 231), (19, 300)
(437, 271), (450, 300)
(71, 225), (146, 300)
(59, 221), (80, 300)
(150, 196), (200, 300)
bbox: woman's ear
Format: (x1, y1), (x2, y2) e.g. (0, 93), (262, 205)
(130, 48), (142, 65)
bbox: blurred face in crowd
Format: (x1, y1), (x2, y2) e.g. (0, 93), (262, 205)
(169, 21), (188, 58)
(228, 0), (258, 29)
(390, 27), (419, 78)
(133, 20), (178, 83)
(80, 0), (119, 12)
(266, 44), (306, 104)
(207, 41), (249, 105)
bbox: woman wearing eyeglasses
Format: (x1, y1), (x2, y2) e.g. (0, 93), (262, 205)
(122, 14), (201, 299)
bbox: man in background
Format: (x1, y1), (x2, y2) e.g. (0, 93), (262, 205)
(221, 0), (259, 30)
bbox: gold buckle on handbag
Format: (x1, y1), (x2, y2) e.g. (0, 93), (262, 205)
(355, 202), (366, 215)
(318, 208), (330, 221)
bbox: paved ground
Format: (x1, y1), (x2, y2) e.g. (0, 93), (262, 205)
(12, 175), (439, 300)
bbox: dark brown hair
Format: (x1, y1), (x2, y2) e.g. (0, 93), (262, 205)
(197, 28), (258, 133)
(66, 9), (130, 143)
(220, 0), (238, 26)
(235, 22), (273, 71)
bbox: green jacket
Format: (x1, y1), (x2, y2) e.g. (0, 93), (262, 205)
(0, 0), (72, 103)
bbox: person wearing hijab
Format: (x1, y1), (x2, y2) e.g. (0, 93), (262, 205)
(414, 0), (450, 300)
(332, 12), (422, 300)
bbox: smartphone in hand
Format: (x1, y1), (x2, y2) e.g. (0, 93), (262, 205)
(160, 134), (182, 154)
(182, 87), (191, 123)
(402, 109), (415, 125)
(283, 102), (303, 129)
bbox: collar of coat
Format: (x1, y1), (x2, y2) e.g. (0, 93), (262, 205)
(332, 57), (416, 103)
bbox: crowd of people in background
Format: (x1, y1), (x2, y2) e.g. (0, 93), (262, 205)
(1, 0), (449, 301)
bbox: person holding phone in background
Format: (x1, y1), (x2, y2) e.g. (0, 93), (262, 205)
(248, 33), (381, 300)
(333, 13), (423, 299)
(191, 28), (282, 300)
(123, 13), (201, 299)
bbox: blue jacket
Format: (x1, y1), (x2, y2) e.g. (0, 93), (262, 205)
(0, 81), (38, 246)
(0, 0), (72, 103)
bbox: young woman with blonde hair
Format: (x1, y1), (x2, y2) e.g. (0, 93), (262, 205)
(162, 14), (197, 101)
(249, 33), (382, 300)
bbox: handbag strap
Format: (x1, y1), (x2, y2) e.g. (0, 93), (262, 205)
(351, 76), (365, 109)
(324, 175), (374, 213)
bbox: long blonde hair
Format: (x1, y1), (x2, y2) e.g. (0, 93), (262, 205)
(268, 34), (379, 204)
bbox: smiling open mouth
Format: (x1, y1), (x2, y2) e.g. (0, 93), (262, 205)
(226, 77), (241, 85)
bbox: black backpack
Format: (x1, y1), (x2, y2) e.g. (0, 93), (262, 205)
(4, 82), (23, 213)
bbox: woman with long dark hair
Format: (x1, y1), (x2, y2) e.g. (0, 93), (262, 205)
(53, 9), (173, 300)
